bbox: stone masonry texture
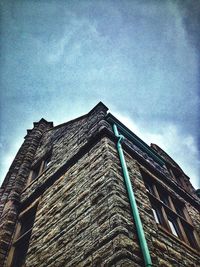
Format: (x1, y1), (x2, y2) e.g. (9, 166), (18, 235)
(0, 102), (200, 267)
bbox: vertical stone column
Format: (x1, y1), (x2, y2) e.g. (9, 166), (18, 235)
(0, 119), (53, 266)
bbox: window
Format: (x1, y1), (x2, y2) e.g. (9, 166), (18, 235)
(184, 225), (198, 248)
(152, 207), (161, 224)
(9, 203), (38, 267)
(44, 155), (51, 170)
(173, 200), (185, 218)
(30, 154), (51, 181)
(142, 171), (199, 249)
(31, 164), (41, 180)
(157, 187), (169, 206)
(144, 180), (154, 194)
(167, 217), (179, 237)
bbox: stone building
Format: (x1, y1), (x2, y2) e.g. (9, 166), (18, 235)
(0, 102), (199, 267)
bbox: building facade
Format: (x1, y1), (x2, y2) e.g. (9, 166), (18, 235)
(0, 102), (199, 267)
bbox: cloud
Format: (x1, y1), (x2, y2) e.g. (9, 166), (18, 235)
(113, 112), (199, 189)
(0, 0), (199, 189)
(0, 138), (24, 185)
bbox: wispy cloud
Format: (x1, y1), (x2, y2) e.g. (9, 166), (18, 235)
(0, 138), (24, 183)
(0, 0), (199, 189)
(114, 112), (199, 189)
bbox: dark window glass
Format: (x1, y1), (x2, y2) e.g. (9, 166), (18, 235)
(44, 156), (51, 170)
(144, 180), (154, 195)
(11, 206), (37, 267)
(158, 189), (169, 206)
(20, 207), (37, 236)
(12, 231), (32, 267)
(142, 170), (199, 250)
(184, 225), (198, 248)
(31, 164), (41, 180)
(174, 203), (185, 218)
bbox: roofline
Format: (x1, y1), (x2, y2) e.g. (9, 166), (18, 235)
(88, 101), (108, 115)
(33, 118), (54, 127)
(21, 127), (200, 211)
(106, 113), (165, 166)
(51, 113), (88, 131)
(47, 101), (108, 131)
(150, 143), (183, 171)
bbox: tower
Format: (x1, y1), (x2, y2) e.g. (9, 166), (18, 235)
(0, 102), (199, 266)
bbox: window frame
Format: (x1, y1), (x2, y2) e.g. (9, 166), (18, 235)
(141, 169), (199, 250)
(167, 216), (180, 237)
(7, 199), (39, 267)
(28, 153), (52, 184)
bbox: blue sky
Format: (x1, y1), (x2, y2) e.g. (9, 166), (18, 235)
(0, 0), (199, 188)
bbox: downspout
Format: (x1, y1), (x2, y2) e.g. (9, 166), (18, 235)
(113, 124), (152, 267)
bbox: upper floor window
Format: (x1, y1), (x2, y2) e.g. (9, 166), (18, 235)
(30, 154), (51, 181)
(8, 202), (38, 267)
(31, 164), (41, 180)
(142, 171), (200, 250)
(44, 155), (51, 170)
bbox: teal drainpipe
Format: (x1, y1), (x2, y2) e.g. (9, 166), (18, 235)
(113, 124), (152, 267)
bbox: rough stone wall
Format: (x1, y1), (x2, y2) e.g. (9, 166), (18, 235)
(123, 143), (200, 267)
(0, 120), (53, 215)
(21, 103), (109, 204)
(24, 137), (143, 267)
(0, 103), (110, 267)
(1, 102), (199, 267)
(24, 136), (200, 267)
(0, 119), (53, 265)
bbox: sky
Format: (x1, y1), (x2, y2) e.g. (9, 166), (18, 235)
(0, 0), (199, 188)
